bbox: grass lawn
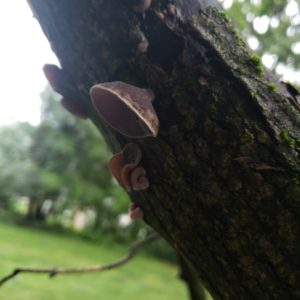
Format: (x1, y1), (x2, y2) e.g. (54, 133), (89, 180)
(0, 222), (189, 300)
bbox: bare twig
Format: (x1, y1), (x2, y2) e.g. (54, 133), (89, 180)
(0, 233), (160, 287)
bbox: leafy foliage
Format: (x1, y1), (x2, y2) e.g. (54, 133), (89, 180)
(0, 88), (146, 242)
(221, 0), (300, 77)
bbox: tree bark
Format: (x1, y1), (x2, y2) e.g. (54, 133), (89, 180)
(178, 255), (208, 300)
(27, 1), (300, 299)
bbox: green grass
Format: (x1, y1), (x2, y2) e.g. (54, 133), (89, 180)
(0, 222), (188, 300)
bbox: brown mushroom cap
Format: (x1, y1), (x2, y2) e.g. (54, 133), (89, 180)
(128, 202), (144, 220)
(90, 81), (159, 138)
(109, 143), (146, 192)
(43, 64), (63, 94)
(120, 143), (141, 191)
(130, 166), (150, 191)
(108, 152), (125, 188)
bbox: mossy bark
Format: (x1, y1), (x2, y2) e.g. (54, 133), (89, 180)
(27, 1), (300, 299)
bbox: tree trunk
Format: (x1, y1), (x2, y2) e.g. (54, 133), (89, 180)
(27, 1), (300, 299)
(178, 255), (208, 300)
(27, 197), (44, 221)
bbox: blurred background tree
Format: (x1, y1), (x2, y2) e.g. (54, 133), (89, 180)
(0, 87), (142, 240)
(0, 122), (34, 210)
(221, 0), (300, 81)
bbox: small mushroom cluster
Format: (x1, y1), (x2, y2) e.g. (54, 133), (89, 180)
(43, 20), (159, 221)
(90, 81), (159, 220)
(109, 143), (149, 192)
(109, 143), (148, 221)
(89, 1), (157, 220)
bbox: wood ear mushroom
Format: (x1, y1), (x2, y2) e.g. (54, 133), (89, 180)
(90, 81), (159, 138)
(90, 81), (159, 221)
(128, 202), (144, 220)
(109, 143), (148, 220)
(109, 143), (149, 192)
(43, 64), (89, 119)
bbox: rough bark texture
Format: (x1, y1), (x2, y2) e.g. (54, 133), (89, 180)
(27, 1), (300, 299)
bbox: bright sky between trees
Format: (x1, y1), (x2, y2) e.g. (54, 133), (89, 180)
(0, 1), (299, 126)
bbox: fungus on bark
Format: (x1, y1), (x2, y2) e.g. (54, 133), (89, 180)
(43, 64), (89, 119)
(109, 143), (149, 192)
(137, 30), (149, 53)
(90, 81), (159, 138)
(128, 202), (144, 220)
(130, 0), (152, 13)
(130, 166), (150, 191)
(43, 64), (64, 94)
(90, 81), (158, 220)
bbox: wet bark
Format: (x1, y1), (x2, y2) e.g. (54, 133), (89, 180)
(27, 1), (300, 299)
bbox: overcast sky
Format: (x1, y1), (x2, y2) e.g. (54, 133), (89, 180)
(0, 1), (57, 126)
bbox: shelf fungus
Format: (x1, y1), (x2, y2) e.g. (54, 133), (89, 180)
(90, 81), (159, 138)
(90, 81), (159, 220)
(43, 64), (64, 95)
(109, 143), (149, 220)
(43, 64), (89, 119)
(109, 143), (150, 192)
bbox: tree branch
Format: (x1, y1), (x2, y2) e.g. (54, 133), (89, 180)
(0, 233), (160, 287)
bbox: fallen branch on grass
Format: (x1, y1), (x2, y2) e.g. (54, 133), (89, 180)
(0, 233), (160, 287)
